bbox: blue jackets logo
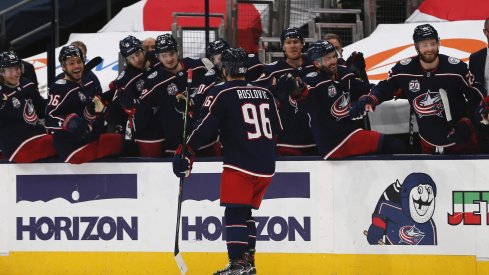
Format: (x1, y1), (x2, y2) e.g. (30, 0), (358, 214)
(16, 174), (138, 241)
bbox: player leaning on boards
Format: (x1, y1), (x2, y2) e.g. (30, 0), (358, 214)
(281, 40), (406, 159)
(0, 51), (56, 162)
(254, 27), (317, 156)
(172, 48), (282, 275)
(45, 45), (123, 164)
(350, 24), (484, 154)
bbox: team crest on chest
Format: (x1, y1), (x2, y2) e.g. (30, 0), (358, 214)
(409, 80), (420, 92)
(11, 97), (21, 108)
(167, 83), (178, 95)
(23, 99), (38, 124)
(328, 85), (337, 97)
(78, 91), (87, 102)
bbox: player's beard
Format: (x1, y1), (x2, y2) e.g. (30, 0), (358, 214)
(319, 63), (337, 76)
(65, 70), (83, 83)
(419, 49), (439, 64)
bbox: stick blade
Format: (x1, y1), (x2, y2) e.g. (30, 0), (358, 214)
(175, 252), (188, 274)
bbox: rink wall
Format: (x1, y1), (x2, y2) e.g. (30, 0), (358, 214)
(1, 157), (489, 274)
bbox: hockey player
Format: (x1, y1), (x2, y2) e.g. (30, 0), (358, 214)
(284, 40), (405, 159)
(45, 45), (122, 164)
(350, 24), (484, 154)
(104, 37), (159, 135)
(0, 51), (56, 162)
(254, 27), (317, 155)
(138, 34), (208, 156)
(172, 48), (282, 275)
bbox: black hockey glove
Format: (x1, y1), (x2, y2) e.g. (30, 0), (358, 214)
(275, 73), (307, 103)
(447, 118), (472, 145)
(62, 113), (92, 141)
(367, 215), (386, 245)
(172, 144), (195, 178)
(345, 51), (368, 82)
(349, 95), (377, 120)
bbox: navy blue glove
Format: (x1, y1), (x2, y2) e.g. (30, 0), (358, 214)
(172, 144), (195, 178)
(349, 95), (377, 120)
(62, 113), (92, 141)
(275, 73), (307, 103)
(447, 118), (472, 145)
(366, 216), (386, 245)
(345, 51), (368, 82)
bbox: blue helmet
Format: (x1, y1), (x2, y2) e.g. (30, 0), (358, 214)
(307, 40), (336, 61)
(221, 47), (248, 77)
(413, 24), (439, 43)
(58, 45), (85, 64)
(207, 39), (230, 57)
(280, 27), (304, 46)
(0, 51), (21, 68)
(155, 34), (178, 53)
(119, 35), (143, 58)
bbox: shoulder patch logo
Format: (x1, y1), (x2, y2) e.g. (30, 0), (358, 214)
(116, 71), (125, 80)
(268, 61), (278, 65)
(205, 69), (215, 76)
(167, 83), (178, 95)
(448, 57), (460, 64)
(328, 85), (337, 97)
(78, 91), (87, 102)
(248, 54), (255, 58)
(12, 97), (21, 109)
(409, 80), (420, 92)
(400, 58), (412, 65)
(55, 79), (66, 85)
(147, 71), (158, 79)
(306, 72), (318, 78)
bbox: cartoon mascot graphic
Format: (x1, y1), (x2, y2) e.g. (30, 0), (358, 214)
(365, 172), (437, 245)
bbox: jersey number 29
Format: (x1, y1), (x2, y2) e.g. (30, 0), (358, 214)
(242, 103), (272, 140)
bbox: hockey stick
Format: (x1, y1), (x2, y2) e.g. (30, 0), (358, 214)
(437, 88), (452, 154)
(85, 56), (103, 72)
(174, 69), (193, 275)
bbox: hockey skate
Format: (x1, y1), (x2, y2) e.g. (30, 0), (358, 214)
(244, 249), (256, 275)
(213, 258), (251, 275)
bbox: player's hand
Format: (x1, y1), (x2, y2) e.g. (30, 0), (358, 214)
(447, 118), (472, 145)
(275, 73), (308, 102)
(62, 113), (92, 141)
(366, 216), (386, 245)
(349, 95), (377, 120)
(92, 96), (105, 113)
(172, 144), (195, 178)
(346, 51), (368, 82)
(175, 93), (187, 114)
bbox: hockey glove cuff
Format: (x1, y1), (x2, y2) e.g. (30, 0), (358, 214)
(349, 94), (378, 120)
(62, 113), (92, 141)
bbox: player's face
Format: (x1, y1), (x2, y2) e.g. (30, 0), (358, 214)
(126, 50), (146, 70)
(316, 52), (338, 75)
(212, 53), (222, 69)
(283, 38), (303, 60)
(1, 66), (21, 86)
(62, 56), (84, 83)
(416, 39), (439, 63)
(143, 40), (156, 53)
(158, 50), (179, 70)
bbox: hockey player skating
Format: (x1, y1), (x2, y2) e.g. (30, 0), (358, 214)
(172, 48), (282, 275)
(0, 51), (56, 162)
(282, 40), (405, 159)
(254, 27), (317, 155)
(45, 45), (123, 163)
(350, 24), (484, 154)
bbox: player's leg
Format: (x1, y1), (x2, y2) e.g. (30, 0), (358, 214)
(215, 169), (256, 274)
(10, 134), (57, 163)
